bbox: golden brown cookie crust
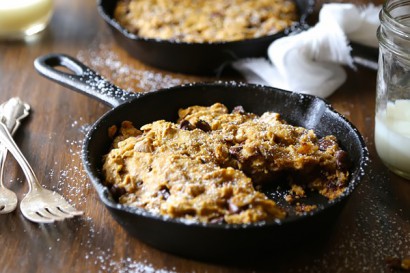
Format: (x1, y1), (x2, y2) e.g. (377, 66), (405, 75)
(114, 0), (298, 43)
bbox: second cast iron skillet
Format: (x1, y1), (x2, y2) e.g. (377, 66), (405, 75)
(97, 0), (315, 75)
(34, 54), (368, 261)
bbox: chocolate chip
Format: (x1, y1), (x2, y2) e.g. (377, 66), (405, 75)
(179, 119), (195, 130)
(318, 138), (334, 151)
(336, 150), (350, 170)
(136, 180), (143, 187)
(110, 185), (126, 201)
(195, 120), (211, 132)
(159, 186), (170, 200)
(229, 145), (243, 159)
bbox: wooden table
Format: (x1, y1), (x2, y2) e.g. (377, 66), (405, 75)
(0, 0), (408, 272)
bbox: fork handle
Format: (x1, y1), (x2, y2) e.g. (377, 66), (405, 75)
(0, 97), (30, 188)
(0, 146), (8, 188)
(0, 122), (42, 192)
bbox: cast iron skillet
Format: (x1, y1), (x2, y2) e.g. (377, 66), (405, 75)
(34, 54), (368, 261)
(97, 0), (315, 75)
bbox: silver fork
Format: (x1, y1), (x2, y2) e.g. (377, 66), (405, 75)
(0, 98), (30, 214)
(0, 144), (17, 213)
(0, 120), (83, 223)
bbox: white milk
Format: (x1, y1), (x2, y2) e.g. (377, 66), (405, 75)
(375, 99), (410, 179)
(0, 0), (53, 39)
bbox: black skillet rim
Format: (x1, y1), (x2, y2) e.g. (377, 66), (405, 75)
(96, 0), (315, 46)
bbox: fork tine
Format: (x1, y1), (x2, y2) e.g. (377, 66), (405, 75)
(46, 207), (75, 219)
(58, 205), (84, 216)
(21, 210), (56, 224)
(48, 192), (83, 216)
(36, 208), (67, 221)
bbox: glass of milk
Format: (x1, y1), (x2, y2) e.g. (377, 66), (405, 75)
(375, 0), (410, 180)
(0, 0), (53, 40)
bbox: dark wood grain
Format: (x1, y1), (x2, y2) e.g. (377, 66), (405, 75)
(1, 0), (408, 272)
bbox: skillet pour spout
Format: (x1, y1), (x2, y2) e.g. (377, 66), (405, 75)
(34, 54), (368, 261)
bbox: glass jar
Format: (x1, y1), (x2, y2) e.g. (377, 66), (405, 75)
(0, 0), (53, 40)
(375, 0), (410, 180)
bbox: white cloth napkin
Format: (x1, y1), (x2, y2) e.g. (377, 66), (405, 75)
(324, 3), (380, 48)
(232, 3), (381, 98)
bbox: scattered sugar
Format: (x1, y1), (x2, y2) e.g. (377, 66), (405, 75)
(116, 259), (178, 273)
(48, 130), (90, 205)
(42, 115), (181, 273)
(9, 176), (24, 185)
(76, 44), (199, 94)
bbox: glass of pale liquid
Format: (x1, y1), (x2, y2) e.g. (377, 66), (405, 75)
(0, 0), (53, 40)
(375, 0), (410, 180)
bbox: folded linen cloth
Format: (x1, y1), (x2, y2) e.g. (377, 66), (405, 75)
(232, 3), (381, 98)
(323, 3), (380, 48)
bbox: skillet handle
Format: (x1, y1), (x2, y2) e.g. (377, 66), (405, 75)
(34, 53), (141, 108)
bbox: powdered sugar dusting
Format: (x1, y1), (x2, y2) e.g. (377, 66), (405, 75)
(42, 115), (180, 273)
(116, 258), (178, 273)
(80, 218), (179, 272)
(76, 44), (203, 93)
